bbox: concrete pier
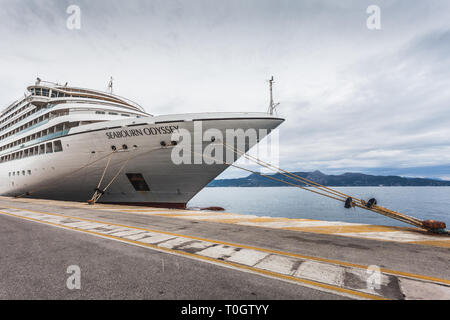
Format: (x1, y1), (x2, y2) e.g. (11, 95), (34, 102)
(0, 196), (448, 300)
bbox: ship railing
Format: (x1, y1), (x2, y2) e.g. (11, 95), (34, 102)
(0, 104), (54, 136)
(0, 129), (70, 158)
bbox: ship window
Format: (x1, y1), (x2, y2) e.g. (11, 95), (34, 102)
(22, 170), (25, 176)
(54, 140), (63, 152)
(121, 114), (130, 117)
(42, 89), (49, 97)
(109, 112), (118, 115)
(28, 170), (31, 175)
(126, 173), (150, 191)
(95, 111), (105, 114)
(46, 142), (53, 153)
(35, 88), (41, 96)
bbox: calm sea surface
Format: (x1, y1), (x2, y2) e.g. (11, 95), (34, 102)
(188, 187), (450, 228)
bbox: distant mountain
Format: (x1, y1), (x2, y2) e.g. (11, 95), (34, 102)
(208, 170), (450, 187)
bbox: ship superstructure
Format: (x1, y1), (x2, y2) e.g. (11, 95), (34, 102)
(0, 79), (283, 208)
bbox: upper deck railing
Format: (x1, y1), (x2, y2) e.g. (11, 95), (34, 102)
(28, 81), (146, 112)
(1, 80), (150, 120)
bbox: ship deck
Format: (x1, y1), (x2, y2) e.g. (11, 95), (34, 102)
(0, 196), (448, 300)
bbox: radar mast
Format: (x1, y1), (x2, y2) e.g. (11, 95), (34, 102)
(268, 76), (280, 115)
(108, 76), (114, 94)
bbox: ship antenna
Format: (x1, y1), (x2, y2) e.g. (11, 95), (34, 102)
(268, 76), (280, 115)
(108, 76), (114, 94)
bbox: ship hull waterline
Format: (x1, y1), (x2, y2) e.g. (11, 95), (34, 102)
(0, 117), (284, 209)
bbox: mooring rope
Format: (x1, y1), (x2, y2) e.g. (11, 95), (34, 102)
(212, 141), (445, 232)
(88, 150), (135, 204)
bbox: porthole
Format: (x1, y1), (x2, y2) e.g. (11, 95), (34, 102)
(122, 144), (128, 150)
(111, 145), (117, 151)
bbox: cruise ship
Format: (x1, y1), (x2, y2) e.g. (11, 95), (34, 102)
(0, 79), (284, 208)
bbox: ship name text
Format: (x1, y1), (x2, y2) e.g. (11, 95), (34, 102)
(105, 125), (179, 139)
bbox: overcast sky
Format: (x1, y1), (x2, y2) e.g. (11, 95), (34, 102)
(1, 0), (449, 179)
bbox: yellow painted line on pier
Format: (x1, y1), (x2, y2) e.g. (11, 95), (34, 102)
(2, 197), (449, 249)
(0, 204), (449, 288)
(121, 210), (201, 215)
(206, 219), (302, 224)
(163, 214), (450, 248)
(283, 225), (418, 234)
(248, 217), (316, 222)
(409, 240), (450, 248)
(154, 212), (235, 217)
(204, 218), (256, 224)
(0, 209), (385, 300)
(118, 209), (174, 212)
(203, 217), (316, 224)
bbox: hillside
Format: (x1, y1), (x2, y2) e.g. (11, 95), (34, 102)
(208, 171), (450, 187)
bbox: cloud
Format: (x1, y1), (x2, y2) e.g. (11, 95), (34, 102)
(0, 1), (449, 179)
(274, 26), (450, 179)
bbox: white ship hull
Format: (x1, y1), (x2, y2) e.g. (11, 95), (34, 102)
(0, 114), (283, 208)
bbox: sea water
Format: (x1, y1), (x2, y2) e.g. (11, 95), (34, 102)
(188, 187), (450, 228)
